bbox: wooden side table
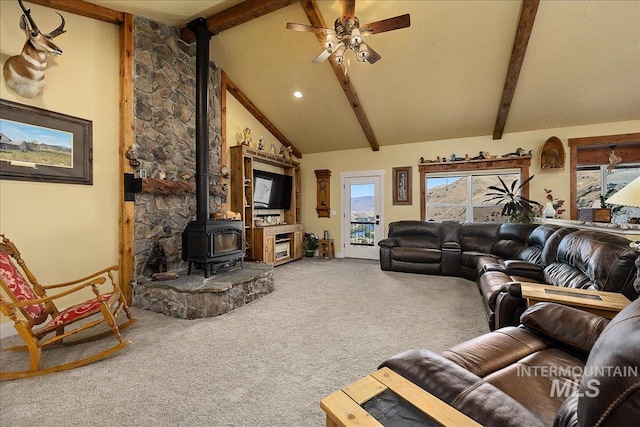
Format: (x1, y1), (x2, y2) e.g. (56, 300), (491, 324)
(321, 367), (481, 427)
(318, 239), (335, 259)
(520, 283), (631, 319)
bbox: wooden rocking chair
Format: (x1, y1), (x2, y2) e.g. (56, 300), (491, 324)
(0, 234), (137, 380)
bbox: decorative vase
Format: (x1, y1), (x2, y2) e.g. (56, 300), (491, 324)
(305, 249), (315, 257)
(543, 202), (556, 218)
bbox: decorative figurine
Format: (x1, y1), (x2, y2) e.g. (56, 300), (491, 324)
(258, 136), (265, 151)
(502, 148), (531, 158)
(419, 157), (424, 164)
(147, 242), (167, 274)
(270, 143), (276, 155)
(238, 127), (252, 147)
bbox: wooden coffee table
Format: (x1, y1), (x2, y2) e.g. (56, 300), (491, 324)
(520, 283), (631, 319)
(321, 367), (481, 427)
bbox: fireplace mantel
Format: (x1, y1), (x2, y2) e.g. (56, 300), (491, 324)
(141, 178), (227, 197)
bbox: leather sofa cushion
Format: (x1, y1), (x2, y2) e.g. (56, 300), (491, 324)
(460, 251), (490, 269)
(459, 222), (501, 253)
(484, 349), (585, 426)
(380, 349), (546, 427)
(441, 326), (548, 377)
(553, 231), (637, 296)
(390, 247), (441, 263)
(544, 262), (591, 290)
(520, 302), (610, 357)
(395, 235), (440, 249)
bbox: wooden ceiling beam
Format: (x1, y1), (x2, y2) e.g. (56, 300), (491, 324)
(225, 74), (303, 159)
(493, 0), (539, 140)
(24, 0), (124, 24)
(180, 0), (298, 43)
(301, 0), (380, 151)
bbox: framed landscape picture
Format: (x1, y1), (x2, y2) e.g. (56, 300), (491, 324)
(0, 99), (93, 184)
(392, 166), (412, 205)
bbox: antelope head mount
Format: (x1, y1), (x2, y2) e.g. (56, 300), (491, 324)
(2, 0), (66, 98)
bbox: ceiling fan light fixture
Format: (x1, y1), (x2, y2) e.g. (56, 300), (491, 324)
(356, 43), (368, 62)
(350, 27), (362, 47)
(324, 34), (337, 53)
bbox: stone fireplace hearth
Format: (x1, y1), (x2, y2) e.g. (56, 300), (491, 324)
(133, 262), (274, 319)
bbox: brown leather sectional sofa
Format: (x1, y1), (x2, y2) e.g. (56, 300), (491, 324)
(379, 299), (640, 426)
(378, 220), (639, 330)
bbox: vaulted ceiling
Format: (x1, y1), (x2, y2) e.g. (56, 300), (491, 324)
(87, 1), (640, 155)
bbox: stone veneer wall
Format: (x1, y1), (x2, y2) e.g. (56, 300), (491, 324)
(133, 17), (224, 278)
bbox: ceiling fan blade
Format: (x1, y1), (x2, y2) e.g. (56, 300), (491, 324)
(311, 48), (333, 64)
(361, 14), (411, 35)
(340, 0), (356, 25)
(286, 22), (335, 35)
(365, 44), (381, 64)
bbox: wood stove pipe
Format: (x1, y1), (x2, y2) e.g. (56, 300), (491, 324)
(187, 18), (212, 222)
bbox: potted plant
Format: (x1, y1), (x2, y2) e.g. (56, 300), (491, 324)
(485, 176), (541, 223)
(303, 232), (319, 257)
(598, 188), (624, 221)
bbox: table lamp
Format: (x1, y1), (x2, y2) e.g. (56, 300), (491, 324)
(605, 176), (640, 293)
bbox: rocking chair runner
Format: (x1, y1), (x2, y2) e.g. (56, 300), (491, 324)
(0, 234), (137, 380)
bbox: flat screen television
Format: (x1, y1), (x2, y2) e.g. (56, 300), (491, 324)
(253, 170), (293, 210)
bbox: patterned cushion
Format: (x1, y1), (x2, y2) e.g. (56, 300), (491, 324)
(43, 294), (112, 333)
(0, 253), (47, 319)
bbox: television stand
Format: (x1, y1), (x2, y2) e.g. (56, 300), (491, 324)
(253, 224), (303, 266)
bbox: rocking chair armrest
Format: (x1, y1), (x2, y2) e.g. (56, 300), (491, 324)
(6, 277), (108, 309)
(40, 265), (119, 290)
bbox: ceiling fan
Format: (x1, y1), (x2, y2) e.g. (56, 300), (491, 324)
(286, 0), (410, 66)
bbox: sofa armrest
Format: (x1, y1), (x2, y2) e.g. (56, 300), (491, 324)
(380, 349), (545, 427)
(520, 302), (610, 357)
(501, 260), (544, 281)
(494, 289), (527, 329)
(378, 238), (399, 248)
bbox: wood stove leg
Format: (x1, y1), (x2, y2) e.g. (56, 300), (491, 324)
(187, 262), (192, 276)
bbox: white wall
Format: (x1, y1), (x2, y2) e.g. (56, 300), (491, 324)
(0, 3), (121, 333)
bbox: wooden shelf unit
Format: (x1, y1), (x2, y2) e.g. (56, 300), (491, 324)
(253, 224), (303, 266)
(230, 145), (302, 265)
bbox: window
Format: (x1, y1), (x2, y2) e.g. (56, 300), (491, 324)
(577, 163), (640, 223)
(419, 156), (532, 222)
(425, 170), (521, 223)
(568, 133), (640, 221)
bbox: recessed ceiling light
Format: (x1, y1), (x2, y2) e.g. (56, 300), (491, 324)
(293, 91), (303, 99)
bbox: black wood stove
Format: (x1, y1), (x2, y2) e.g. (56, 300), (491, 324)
(181, 17), (244, 277)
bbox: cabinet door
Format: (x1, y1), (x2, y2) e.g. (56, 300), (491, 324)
(293, 231), (303, 260)
(263, 234), (276, 265)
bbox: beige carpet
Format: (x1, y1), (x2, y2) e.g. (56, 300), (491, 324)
(0, 258), (489, 426)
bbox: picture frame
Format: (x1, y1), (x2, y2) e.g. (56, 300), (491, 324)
(0, 99), (93, 185)
(392, 166), (412, 205)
